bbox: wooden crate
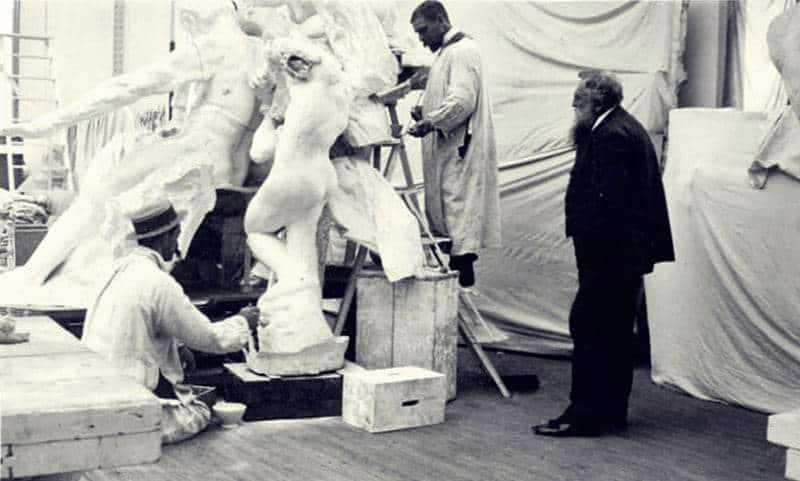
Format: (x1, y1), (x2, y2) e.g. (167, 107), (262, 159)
(342, 366), (446, 433)
(13, 224), (48, 266)
(223, 363), (342, 421)
(355, 267), (459, 400)
(768, 409), (800, 481)
(1, 317), (161, 479)
(788, 449), (800, 481)
(769, 409), (800, 449)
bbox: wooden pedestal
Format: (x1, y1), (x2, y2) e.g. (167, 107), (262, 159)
(223, 363), (342, 421)
(768, 409), (800, 480)
(355, 267), (459, 400)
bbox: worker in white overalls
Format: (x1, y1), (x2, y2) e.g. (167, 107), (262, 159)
(82, 199), (260, 444)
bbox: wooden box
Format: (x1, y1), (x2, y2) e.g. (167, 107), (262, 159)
(787, 449), (800, 481)
(1, 317), (161, 479)
(13, 224), (48, 266)
(355, 267), (459, 400)
(342, 366), (446, 433)
(223, 362), (342, 421)
(769, 409), (800, 450)
(768, 409), (800, 481)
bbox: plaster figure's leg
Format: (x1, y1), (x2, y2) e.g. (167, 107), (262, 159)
(246, 232), (294, 285)
(107, 142), (188, 194)
(285, 201), (325, 287)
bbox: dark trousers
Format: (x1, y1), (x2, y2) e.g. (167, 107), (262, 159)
(567, 268), (642, 425)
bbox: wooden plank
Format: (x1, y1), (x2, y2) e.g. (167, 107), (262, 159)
(768, 409), (800, 449)
(0, 352), (128, 384)
(0, 316), (162, 477)
(2, 399), (161, 445)
(3, 377), (161, 443)
(355, 271), (394, 368)
(0, 316), (88, 358)
(431, 273), (459, 400)
(2, 430), (161, 479)
(392, 277), (435, 370)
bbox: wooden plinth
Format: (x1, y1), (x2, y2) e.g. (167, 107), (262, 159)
(1, 317), (161, 479)
(355, 267), (459, 400)
(223, 362), (342, 422)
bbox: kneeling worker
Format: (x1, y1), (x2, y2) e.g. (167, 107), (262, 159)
(82, 199), (260, 444)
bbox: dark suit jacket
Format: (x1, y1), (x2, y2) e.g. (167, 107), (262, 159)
(565, 107), (674, 277)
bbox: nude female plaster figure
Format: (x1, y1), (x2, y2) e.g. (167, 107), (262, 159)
(243, 37), (353, 364)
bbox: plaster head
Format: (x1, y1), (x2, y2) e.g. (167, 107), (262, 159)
(234, 0), (265, 37)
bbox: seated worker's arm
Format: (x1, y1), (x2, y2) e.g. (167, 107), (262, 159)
(154, 276), (258, 354)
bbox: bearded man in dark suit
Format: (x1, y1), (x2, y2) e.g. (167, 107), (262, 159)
(533, 71), (675, 437)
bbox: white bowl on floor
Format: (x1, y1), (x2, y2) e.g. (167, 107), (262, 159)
(213, 401), (246, 428)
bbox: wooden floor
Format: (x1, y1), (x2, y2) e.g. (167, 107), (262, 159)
(85, 351), (786, 481)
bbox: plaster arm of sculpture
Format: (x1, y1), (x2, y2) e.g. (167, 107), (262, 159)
(0, 47), (208, 139)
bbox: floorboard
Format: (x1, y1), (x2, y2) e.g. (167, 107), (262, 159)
(85, 350), (786, 481)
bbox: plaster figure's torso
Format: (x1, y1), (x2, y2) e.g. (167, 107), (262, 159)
(253, 42), (352, 231)
(103, 37), (259, 198)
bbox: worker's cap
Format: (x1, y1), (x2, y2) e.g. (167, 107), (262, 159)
(128, 199), (184, 240)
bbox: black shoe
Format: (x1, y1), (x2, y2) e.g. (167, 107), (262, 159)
(611, 416), (628, 431)
(542, 407), (577, 428)
(532, 420), (619, 438)
(540, 413), (572, 429)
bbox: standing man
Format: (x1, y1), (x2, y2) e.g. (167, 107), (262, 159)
(82, 199), (260, 444)
(533, 71), (674, 437)
(407, 0), (500, 289)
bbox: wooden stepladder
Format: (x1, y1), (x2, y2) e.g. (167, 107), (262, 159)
(334, 84), (511, 399)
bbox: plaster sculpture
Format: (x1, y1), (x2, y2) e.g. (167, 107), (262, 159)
(0, 0), (265, 304)
(244, 36), (353, 375)
(750, 3), (800, 188)
(242, 31), (424, 374)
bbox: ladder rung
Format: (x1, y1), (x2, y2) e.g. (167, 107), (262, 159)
(0, 33), (52, 41)
(12, 97), (56, 103)
(372, 138), (401, 147)
(421, 235), (450, 245)
(10, 54), (52, 60)
(8, 75), (55, 82)
(395, 183), (425, 195)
